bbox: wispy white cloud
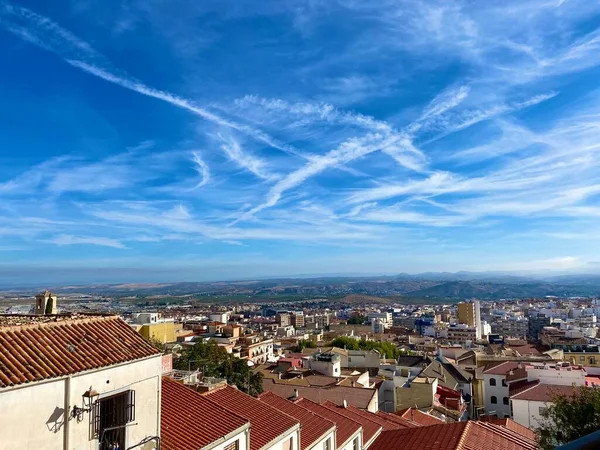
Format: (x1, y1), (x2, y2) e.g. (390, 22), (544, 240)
(191, 151), (210, 188)
(0, 2), (303, 159)
(217, 134), (276, 181)
(44, 234), (127, 249)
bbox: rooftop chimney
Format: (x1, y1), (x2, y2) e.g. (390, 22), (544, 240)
(294, 388), (299, 399)
(343, 400), (348, 408)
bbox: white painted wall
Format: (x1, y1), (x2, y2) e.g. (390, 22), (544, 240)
(306, 429), (336, 450)
(339, 430), (362, 450)
(206, 426), (250, 450)
(0, 355), (162, 450)
(265, 426), (300, 450)
(526, 366), (585, 386)
(483, 374), (511, 418)
(310, 358), (341, 377)
(511, 398), (548, 430)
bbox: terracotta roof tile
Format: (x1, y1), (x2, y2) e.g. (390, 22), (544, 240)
(369, 421), (467, 450)
(376, 411), (422, 428)
(0, 314), (160, 388)
(203, 386), (299, 450)
(343, 405), (404, 431)
(508, 379), (539, 396)
(321, 401), (382, 447)
(368, 421), (537, 450)
(294, 398), (361, 449)
(397, 408), (445, 426)
(161, 378), (249, 450)
(477, 417), (537, 441)
(483, 362), (521, 376)
(258, 391), (335, 450)
(263, 378), (377, 409)
(510, 383), (578, 402)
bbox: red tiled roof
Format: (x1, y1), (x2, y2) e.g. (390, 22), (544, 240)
(258, 391), (335, 450)
(510, 383), (578, 402)
(161, 378), (248, 450)
(397, 408), (445, 426)
(368, 421), (537, 450)
(0, 314), (160, 388)
(322, 401), (382, 447)
(263, 378), (377, 409)
(508, 379), (539, 396)
(376, 411), (422, 428)
(344, 405), (403, 431)
(294, 398), (361, 449)
(477, 417), (537, 441)
(203, 386), (299, 450)
(483, 361), (521, 376)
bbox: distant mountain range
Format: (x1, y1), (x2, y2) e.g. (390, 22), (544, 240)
(3, 272), (600, 301)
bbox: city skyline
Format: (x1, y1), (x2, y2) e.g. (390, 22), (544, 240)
(2, 1), (600, 282)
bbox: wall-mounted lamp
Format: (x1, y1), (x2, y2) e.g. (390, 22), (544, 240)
(71, 387), (100, 422)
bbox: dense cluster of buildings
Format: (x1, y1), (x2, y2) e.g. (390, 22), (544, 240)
(1, 292), (600, 449)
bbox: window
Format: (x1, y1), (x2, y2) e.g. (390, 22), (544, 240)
(489, 378), (496, 386)
(224, 441), (239, 450)
(91, 390), (135, 450)
(539, 406), (547, 415)
(502, 379), (507, 387)
(282, 437), (293, 450)
(353, 437), (360, 450)
(324, 438), (332, 450)
(503, 397), (509, 405)
(491, 396), (497, 404)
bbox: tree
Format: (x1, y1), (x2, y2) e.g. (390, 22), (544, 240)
(330, 336), (402, 359)
(347, 314), (367, 325)
(290, 340), (317, 353)
(537, 385), (600, 449)
(174, 340), (263, 396)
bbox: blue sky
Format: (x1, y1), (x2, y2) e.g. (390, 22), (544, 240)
(2, 0), (600, 284)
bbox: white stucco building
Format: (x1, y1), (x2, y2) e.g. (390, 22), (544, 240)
(0, 314), (163, 450)
(511, 384), (578, 429)
(482, 362), (527, 418)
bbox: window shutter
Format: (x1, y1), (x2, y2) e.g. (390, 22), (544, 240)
(224, 440), (239, 450)
(126, 390), (136, 423)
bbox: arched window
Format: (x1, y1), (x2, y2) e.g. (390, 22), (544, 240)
(489, 378), (496, 386)
(491, 396), (497, 404)
(503, 397), (509, 405)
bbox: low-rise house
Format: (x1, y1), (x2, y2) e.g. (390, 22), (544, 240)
(294, 398), (363, 450)
(0, 314), (162, 450)
(240, 335), (274, 365)
(483, 362), (527, 418)
(162, 377), (250, 450)
(203, 385), (300, 450)
(263, 379), (379, 412)
(510, 383), (578, 429)
(258, 391), (336, 450)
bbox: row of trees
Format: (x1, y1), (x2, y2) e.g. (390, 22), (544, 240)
(330, 336), (408, 359)
(174, 340), (263, 396)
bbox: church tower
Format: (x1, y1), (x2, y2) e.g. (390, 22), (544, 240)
(34, 290), (57, 315)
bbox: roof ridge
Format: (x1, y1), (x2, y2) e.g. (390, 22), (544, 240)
(456, 421), (471, 450)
